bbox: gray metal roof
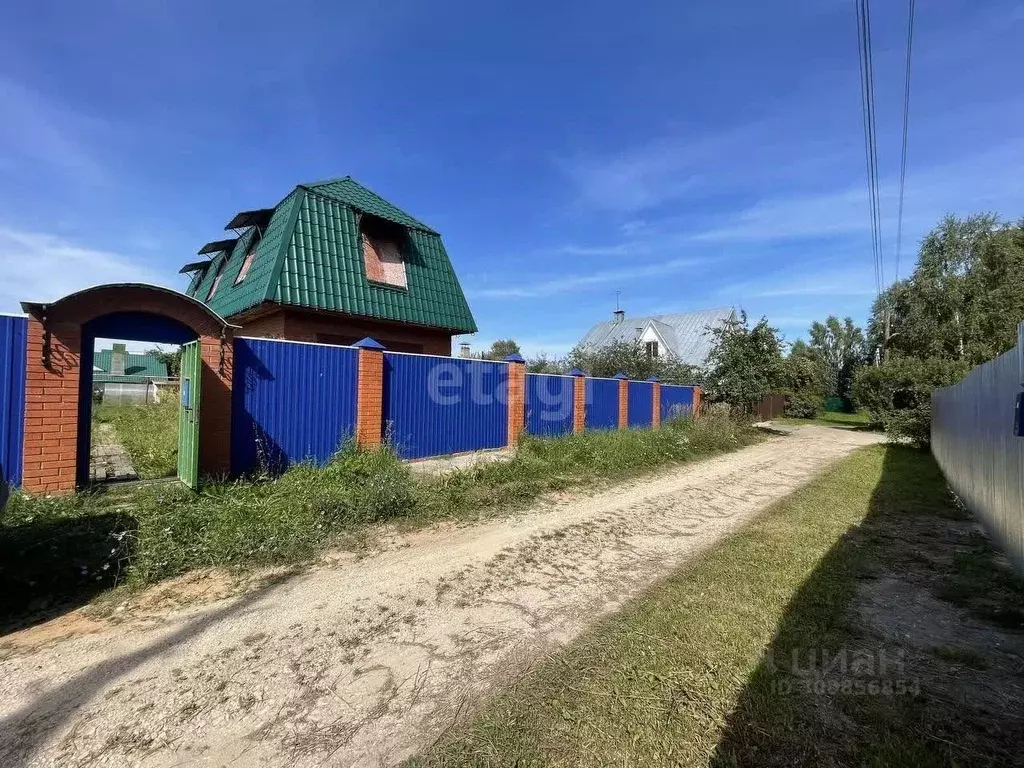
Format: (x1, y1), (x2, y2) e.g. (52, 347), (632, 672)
(577, 307), (735, 366)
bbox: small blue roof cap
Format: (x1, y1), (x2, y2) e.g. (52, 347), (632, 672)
(352, 337), (386, 350)
(504, 353), (525, 363)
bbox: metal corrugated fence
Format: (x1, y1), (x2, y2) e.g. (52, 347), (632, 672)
(231, 338), (358, 474)
(384, 353), (508, 459)
(660, 384), (695, 422)
(628, 381), (654, 428)
(525, 373), (574, 437)
(932, 345), (1024, 573)
(585, 378), (620, 430)
(0, 315), (27, 492)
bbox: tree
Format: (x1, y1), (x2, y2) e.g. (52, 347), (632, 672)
(782, 339), (826, 418)
(525, 354), (567, 374)
(807, 316), (865, 409)
(853, 357), (969, 446)
(484, 339), (521, 361)
(703, 311), (784, 413)
(148, 347), (182, 378)
(566, 339), (703, 384)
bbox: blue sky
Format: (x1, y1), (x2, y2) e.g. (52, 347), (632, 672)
(1, 0), (1022, 356)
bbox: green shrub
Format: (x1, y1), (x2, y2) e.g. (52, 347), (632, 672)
(853, 356), (969, 446)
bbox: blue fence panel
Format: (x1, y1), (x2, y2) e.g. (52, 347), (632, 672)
(525, 374), (574, 437)
(384, 353), (509, 459)
(628, 381), (654, 428)
(231, 338), (358, 475)
(0, 315), (27, 492)
(585, 378), (620, 430)
(660, 384), (695, 422)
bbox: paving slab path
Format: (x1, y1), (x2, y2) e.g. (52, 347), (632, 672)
(0, 426), (884, 767)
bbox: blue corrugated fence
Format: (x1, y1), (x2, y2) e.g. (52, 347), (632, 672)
(585, 378), (620, 430)
(660, 384), (695, 422)
(0, 315), (27, 491)
(231, 338), (358, 474)
(628, 381), (654, 428)
(384, 353), (509, 459)
(525, 373), (574, 437)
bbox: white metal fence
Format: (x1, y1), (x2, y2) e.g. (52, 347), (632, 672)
(932, 342), (1024, 573)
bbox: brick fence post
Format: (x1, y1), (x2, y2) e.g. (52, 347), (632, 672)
(614, 372), (628, 429)
(22, 317), (81, 495)
(649, 376), (661, 427)
(570, 368), (586, 434)
(354, 337), (385, 448)
(693, 385), (702, 418)
(505, 353), (526, 446)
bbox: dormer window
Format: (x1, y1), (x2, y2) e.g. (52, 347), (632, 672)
(360, 216), (407, 289)
(234, 246), (257, 284)
(207, 258), (227, 300)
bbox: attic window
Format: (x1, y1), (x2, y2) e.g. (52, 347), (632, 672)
(360, 216), (407, 289)
(234, 246), (257, 284)
(207, 258), (227, 300)
(645, 341), (659, 359)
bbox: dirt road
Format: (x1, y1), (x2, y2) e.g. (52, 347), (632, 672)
(0, 426), (883, 767)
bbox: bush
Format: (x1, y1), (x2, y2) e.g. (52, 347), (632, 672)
(853, 357), (969, 446)
(784, 393), (822, 419)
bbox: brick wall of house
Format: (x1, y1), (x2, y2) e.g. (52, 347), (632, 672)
(234, 305), (453, 356)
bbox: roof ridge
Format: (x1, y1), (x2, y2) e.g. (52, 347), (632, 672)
(299, 177), (437, 234)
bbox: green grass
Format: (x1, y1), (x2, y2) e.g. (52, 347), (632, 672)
(1, 412), (759, 626)
(412, 444), (1024, 767)
(92, 400), (180, 479)
(774, 410), (874, 429)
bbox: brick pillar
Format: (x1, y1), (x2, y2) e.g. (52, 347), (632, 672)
(693, 385), (702, 418)
(570, 368), (586, 434)
(354, 337), (385, 448)
(22, 318), (81, 495)
(198, 333), (233, 477)
(506, 354), (526, 446)
(615, 373), (628, 429)
(650, 377), (661, 427)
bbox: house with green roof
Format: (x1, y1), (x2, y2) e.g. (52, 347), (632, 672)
(181, 177), (477, 355)
(93, 343), (172, 404)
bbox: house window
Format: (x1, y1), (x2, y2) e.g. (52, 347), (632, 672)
(361, 217), (408, 289)
(645, 341), (659, 359)
(234, 247), (257, 284)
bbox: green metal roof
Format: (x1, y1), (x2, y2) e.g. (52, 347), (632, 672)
(93, 350), (170, 380)
(186, 178), (476, 333)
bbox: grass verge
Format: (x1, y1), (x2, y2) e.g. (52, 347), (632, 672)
(412, 444), (1024, 767)
(92, 400), (180, 479)
(1, 412), (759, 629)
(774, 410), (874, 429)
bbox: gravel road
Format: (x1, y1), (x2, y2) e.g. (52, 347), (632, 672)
(0, 426), (883, 767)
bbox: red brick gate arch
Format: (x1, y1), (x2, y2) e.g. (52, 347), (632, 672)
(20, 284), (235, 494)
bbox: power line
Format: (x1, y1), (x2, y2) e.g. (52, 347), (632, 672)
(894, 0), (916, 284)
(854, 0), (884, 298)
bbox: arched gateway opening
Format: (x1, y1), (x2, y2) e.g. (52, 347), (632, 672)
(20, 284), (235, 495)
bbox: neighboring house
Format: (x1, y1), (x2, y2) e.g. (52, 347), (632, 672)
(181, 177), (477, 355)
(578, 307), (736, 367)
(93, 343), (172, 404)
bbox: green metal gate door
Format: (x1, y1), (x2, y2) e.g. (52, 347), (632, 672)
(177, 341), (201, 489)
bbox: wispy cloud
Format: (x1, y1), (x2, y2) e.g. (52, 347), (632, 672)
(468, 257), (702, 299)
(719, 267), (877, 301)
(0, 226), (164, 312)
